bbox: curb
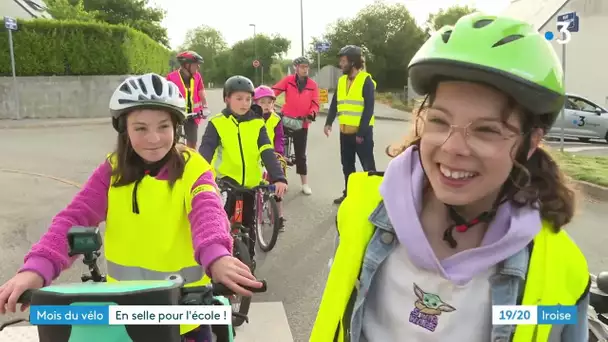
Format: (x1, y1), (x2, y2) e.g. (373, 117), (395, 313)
(572, 180), (608, 202)
(0, 118), (110, 129)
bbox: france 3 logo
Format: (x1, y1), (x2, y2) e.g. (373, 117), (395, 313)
(544, 12), (579, 45)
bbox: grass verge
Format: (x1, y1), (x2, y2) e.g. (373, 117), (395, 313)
(375, 92), (423, 113)
(548, 149), (608, 187)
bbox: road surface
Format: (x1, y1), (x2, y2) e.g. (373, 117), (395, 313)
(0, 89), (607, 342)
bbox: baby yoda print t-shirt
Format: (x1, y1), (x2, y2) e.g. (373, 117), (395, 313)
(361, 242), (494, 341)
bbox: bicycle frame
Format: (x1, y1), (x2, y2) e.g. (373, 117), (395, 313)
(228, 192), (252, 246)
(220, 180), (275, 251)
(283, 128), (296, 167)
(178, 112), (205, 145)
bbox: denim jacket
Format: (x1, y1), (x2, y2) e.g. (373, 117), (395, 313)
(339, 202), (589, 342)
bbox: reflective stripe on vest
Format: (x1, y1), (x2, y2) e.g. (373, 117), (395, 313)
(265, 112), (281, 143)
(336, 72), (376, 127)
(310, 171), (589, 342)
(168, 71), (203, 113)
(105, 149), (214, 335)
(209, 113), (271, 188)
(178, 72), (196, 113)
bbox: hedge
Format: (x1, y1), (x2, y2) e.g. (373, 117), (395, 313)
(0, 19), (171, 76)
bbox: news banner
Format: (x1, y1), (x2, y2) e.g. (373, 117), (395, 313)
(29, 305), (231, 325)
(492, 305), (578, 325)
(28, 304), (576, 326)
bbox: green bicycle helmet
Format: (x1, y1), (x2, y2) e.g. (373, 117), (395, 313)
(408, 13), (565, 127)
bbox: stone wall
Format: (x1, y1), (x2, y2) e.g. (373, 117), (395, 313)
(0, 75), (128, 119)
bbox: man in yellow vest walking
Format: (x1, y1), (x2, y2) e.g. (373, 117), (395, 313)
(324, 45), (377, 204)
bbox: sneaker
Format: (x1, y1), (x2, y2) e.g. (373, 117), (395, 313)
(279, 217), (286, 232)
(333, 195), (346, 204)
(302, 184), (312, 195)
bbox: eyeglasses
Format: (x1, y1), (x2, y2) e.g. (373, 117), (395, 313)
(420, 109), (521, 156)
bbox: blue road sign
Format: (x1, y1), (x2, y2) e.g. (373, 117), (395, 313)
(315, 42), (331, 53)
(4, 16), (17, 31)
(557, 11), (579, 33)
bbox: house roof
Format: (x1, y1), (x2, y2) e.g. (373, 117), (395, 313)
(501, 0), (570, 30)
(13, 0), (52, 19)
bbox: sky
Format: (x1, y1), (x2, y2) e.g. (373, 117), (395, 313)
(154, 0), (512, 58)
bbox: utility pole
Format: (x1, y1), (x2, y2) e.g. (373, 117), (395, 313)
(249, 23), (258, 85)
(300, 0), (304, 56)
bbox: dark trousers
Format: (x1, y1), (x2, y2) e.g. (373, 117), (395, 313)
(223, 179), (256, 257)
(340, 130), (376, 196)
(292, 128), (308, 175)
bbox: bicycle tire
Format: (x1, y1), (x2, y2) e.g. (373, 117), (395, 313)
(231, 239), (252, 327)
(256, 194), (280, 252)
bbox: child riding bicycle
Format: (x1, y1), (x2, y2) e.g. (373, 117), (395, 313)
(199, 76), (288, 259)
(0, 73), (262, 342)
(254, 85), (287, 231)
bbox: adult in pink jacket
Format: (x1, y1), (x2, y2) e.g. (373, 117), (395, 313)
(272, 56), (319, 195)
(167, 51), (209, 149)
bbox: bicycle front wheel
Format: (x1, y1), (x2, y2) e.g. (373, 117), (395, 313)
(256, 193), (280, 252)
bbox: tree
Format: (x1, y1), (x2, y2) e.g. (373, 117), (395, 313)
(269, 63), (285, 84)
(426, 5), (477, 32)
(80, 0), (169, 46)
(179, 25), (229, 85)
(212, 50), (234, 85)
(227, 34), (290, 85)
(45, 0), (99, 21)
(308, 2), (426, 90)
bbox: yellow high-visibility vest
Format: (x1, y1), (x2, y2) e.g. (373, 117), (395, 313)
(265, 112), (282, 144)
(336, 71), (377, 127)
(310, 171), (589, 342)
(106, 149), (217, 334)
(209, 113), (272, 188)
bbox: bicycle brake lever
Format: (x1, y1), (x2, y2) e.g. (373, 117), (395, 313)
(232, 312), (249, 324)
(0, 319), (29, 331)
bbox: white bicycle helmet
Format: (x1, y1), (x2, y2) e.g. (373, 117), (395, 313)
(109, 73), (186, 131)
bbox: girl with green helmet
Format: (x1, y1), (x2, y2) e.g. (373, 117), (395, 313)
(310, 13), (588, 342)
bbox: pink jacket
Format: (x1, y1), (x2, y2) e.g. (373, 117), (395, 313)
(19, 160), (231, 286)
(272, 75), (319, 129)
(166, 70), (205, 125)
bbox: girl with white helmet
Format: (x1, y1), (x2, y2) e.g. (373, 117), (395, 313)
(0, 73), (261, 342)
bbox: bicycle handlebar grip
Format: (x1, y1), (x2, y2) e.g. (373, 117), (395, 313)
(17, 290), (32, 304)
(213, 279), (267, 296)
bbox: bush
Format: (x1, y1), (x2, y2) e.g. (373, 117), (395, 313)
(0, 19), (171, 76)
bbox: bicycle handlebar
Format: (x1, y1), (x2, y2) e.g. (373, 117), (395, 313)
(182, 279), (268, 297)
(185, 112), (204, 120)
(216, 178), (276, 194)
(276, 111), (316, 122)
(16, 278), (268, 306)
